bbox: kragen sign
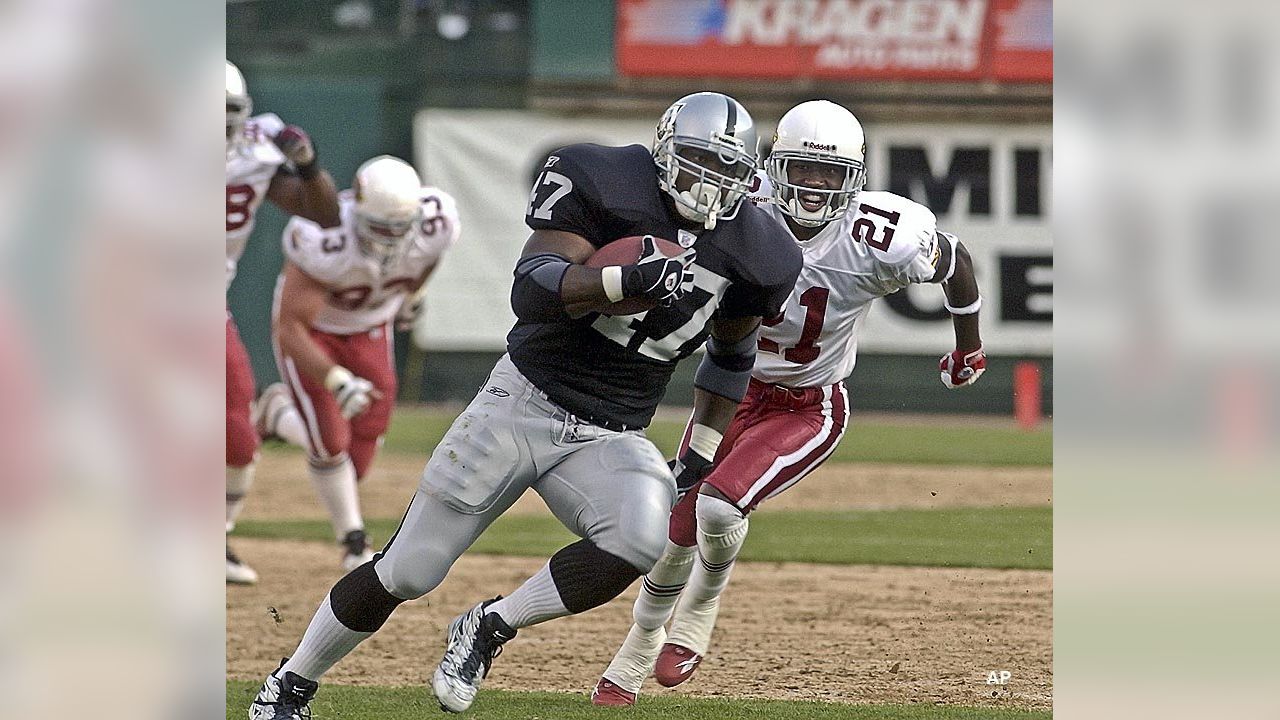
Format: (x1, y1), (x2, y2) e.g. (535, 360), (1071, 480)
(616, 0), (1051, 82)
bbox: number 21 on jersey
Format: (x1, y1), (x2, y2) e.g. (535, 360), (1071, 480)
(758, 286), (829, 365)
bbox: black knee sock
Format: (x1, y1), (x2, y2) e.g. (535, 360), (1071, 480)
(548, 539), (643, 614)
(329, 560), (403, 632)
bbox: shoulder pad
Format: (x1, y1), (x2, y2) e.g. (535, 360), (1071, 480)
(746, 170), (772, 207)
(851, 191), (938, 269)
(739, 203), (804, 284)
(544, 143), (652, 185)
(420, 186), (462, 249)
(282, 216), (353, 285)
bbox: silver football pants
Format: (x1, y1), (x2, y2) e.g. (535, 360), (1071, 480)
(374, 354), (676, 600)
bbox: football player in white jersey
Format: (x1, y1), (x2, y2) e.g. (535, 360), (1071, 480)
(225, 60), (340, 585)
(593, 100), (986, 705)
(255, 155), (461, 571)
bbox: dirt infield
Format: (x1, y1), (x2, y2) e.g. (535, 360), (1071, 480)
(244, 451), (1052, 521)
(227, 540), (1050, 711)
(229, 450), (1051, 711)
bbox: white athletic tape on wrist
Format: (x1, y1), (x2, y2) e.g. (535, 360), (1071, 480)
(688, 424), (723, 462)
(944, 295), (982, 315)
(602, 266), (625, 303)
(325, 365), (354, 392)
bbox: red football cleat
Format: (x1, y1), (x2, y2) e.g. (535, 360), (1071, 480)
(654, 643), (702, 687)
(591, 677), (636, 707)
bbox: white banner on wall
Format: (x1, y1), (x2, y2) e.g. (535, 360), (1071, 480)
(414, 109), (1051, 355)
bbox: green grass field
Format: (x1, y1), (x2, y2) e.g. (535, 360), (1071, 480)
(376, 407), (1052, 467)
(235, 506), (1050, 570)
(226, 682), (1051, 720)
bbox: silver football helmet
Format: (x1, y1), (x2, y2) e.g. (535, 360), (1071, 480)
(226, 61), (251, 154)
(653, 92), (759, 230)
(767, 100), (867, 228)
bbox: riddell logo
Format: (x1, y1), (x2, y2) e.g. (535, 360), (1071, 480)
(804, 141), (837, 152)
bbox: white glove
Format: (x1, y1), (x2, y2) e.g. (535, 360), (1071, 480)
(325, 366), (377, 418)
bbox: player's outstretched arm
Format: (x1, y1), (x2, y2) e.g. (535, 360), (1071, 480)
(265, 125), (341, 228)
(937, 237), (986, 388)
(672, 314), (760, 499)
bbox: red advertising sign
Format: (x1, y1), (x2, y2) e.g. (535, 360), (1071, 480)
(616, 0), (1051, 82)
(988, 0), (1053, 81)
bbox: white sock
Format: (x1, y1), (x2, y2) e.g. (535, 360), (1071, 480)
(598, 543), (696, 694)
(274, 404), (310, 449)
(485, 563), (568, 629)
(667, 495), (748, 654)
(281, 595), (371, 681)
(308, 456), (364, 540)
(633, 541), (696, 630)
(602, 623), (666, 693)
(226, 461), (256, 531)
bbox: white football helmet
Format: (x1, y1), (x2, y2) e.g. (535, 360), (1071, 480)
(766, 100), (867, 228)
(226, 61), (251, 153)
(653, 92), (759, 230)
(352, 156), (423, 263)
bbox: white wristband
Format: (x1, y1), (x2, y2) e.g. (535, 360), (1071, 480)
(944, 296), (982, 315)
(601, 265), (624, 303)
(325, 365), (354, 392)
(688, 423), (723, 461)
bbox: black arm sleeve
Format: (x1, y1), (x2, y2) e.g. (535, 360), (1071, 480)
(693, 327), (759, 401)
(510, 253), (572, 323)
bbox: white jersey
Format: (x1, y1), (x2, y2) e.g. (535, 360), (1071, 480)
(749, 172), (948, 388)
(225, 113), (287, 289)
(279, 187), (461, 335)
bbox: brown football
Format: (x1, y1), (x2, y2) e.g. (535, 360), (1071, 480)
(585, 235), (686, 316)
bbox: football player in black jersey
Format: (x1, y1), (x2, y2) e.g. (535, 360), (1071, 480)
(249, 92), (802, 718)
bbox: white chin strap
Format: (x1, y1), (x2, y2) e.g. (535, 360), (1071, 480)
(678, 181), (722, 230)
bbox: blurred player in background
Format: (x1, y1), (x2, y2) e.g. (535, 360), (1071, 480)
(257, 155), (460, 571)
(249, 92), (802, 718)
(225, 60), (340, 585)
(592, 100), (986, 705)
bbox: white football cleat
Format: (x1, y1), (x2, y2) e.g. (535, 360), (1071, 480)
(227, 543), (259, 585)
(249, 659), (317, 720)
(432, 598), (516, 712)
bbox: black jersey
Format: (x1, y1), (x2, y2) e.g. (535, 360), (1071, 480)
(507, 143), (801, 429)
